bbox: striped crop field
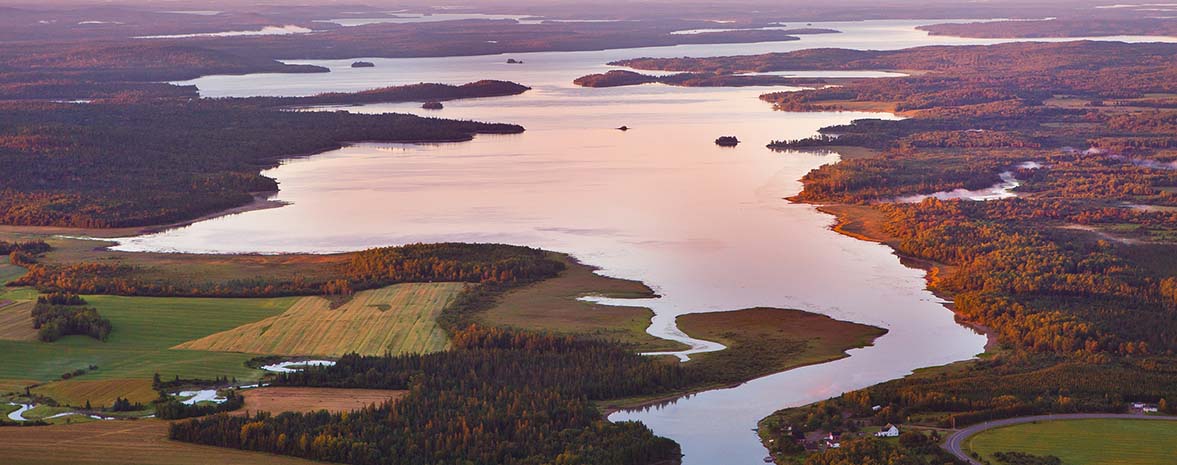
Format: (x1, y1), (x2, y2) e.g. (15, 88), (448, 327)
(0, 300), (36, 342)
(174, 283), (466, 357)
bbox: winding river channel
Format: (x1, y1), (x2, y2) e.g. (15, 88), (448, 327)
(109, 20), (1177, 464)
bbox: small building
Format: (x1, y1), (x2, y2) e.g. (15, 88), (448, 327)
(1144, 406), (1159, 413)
(875, 424), (900, 437)
(823, 432), (842, 449)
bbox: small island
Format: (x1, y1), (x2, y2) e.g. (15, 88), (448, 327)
(350, 61), (375, 68)
(506, 58), (524, 64)
(617, 125), (630, 131)
(421, 101), (444, 110)
(715, 136), (740, 147)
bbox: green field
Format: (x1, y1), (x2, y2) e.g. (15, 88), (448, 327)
(966, 419), (1177, 465)
(0, 293), (298, 400)
(175, 283), (463, 357)
(0, 256), (26, 284)
(481, 255), (686, 352)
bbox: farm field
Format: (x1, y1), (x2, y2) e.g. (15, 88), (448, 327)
(238, 386), (406, 414)
(34, 378), (158, 406)
(0, 420), (325, 465)
(0, 275), (38, 342)
(0, 294), (298, 404)
(966, 418), (1177, 465)
(0, 300), (36, 342)
(0, 257), (26, 284)
(481, 255), (686, 352)
(175, 283), (464, 357)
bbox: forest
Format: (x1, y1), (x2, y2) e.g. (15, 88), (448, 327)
(0, 35), (538, 230)
(169, 326), (689, 465)
(30, 293), (112, 342)
(0, 100), (522, 228)
(255, 80), (531, 106)
(573, 69), (824, 88)
(0, 42), (326, 101)
(721, 40), (1177, 461)
(11, 243), (565, 298)
(183, 19), (808, 61)
(916, 18), (1177, 38)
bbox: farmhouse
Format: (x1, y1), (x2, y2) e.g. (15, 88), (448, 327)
(875, 424), (900, 437)
(823, 431), (842, 449)
(1131, 402), (1160, 413)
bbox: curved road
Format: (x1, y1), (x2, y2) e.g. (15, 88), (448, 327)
(942, 413), (1177, 464)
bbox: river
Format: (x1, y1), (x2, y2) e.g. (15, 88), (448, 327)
(108, 20), (1175, 464)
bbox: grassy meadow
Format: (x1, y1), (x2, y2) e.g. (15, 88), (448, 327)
(175, 283), (464, 357)
(481, 255), (686, 352)
(0, 256), (26, 284)
(677, 307), (888, 381)
(966, 419), (1177, 465)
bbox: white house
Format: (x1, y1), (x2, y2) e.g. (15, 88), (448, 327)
(1144, 406), (1159, 413)
(824, 432), (842, 449)
(875, 424), (900, 437)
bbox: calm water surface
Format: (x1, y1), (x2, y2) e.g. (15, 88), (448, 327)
(112, 21), (1176, 464)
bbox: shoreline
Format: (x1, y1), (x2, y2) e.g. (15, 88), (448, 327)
(0, 133), (513, 241)
(810, 189), (997, 351)
(0, 193), (287, 240)
(601, 306), (889, 416)
(599, 344), (868, 417)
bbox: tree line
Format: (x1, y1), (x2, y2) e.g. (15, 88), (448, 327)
(11, 243), (564, 298)
(30, 293), (111, 342)
(170, 326), (691, 465)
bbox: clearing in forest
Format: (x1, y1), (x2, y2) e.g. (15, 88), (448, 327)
(238, 386), (406, 414)
(175, 283), (465, 357)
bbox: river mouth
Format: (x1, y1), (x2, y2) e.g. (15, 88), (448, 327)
(97, 19), (1177, 465)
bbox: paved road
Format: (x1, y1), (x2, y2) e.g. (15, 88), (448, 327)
(941, 413), (1177, 464)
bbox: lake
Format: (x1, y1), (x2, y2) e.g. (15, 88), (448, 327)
(110, 20), (1175, 464)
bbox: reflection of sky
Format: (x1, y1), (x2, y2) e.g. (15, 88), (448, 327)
(108, 19), (1166, 464)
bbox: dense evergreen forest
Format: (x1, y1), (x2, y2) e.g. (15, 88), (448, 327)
(170, 326), (689, 465)
(11, 243), (564, 298)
